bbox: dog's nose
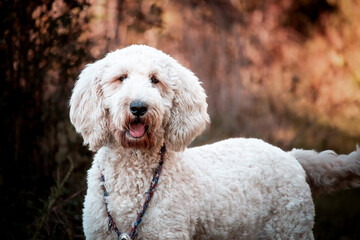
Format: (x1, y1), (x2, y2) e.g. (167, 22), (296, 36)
(130, 100), (148, 117)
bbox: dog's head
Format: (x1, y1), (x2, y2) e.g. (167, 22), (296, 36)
(69, 45), (210, 152)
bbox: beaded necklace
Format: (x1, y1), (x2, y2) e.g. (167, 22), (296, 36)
(100, 144), (166, 240)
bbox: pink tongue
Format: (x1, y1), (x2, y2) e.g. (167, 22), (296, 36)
(129, 123), (146, 138)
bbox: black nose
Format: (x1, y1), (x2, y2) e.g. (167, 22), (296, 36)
(130, 100), (148, 117)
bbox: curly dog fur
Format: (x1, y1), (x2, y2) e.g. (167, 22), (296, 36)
(70, 45), (360, 239)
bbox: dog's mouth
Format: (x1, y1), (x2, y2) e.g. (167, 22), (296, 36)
(127, 120), (148, 138)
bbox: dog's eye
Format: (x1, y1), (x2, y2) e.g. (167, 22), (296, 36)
(118, 74), (128, 82)
(150, 76), (159, 84)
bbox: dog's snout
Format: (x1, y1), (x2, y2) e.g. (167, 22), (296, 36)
(130, 100), (148, 117)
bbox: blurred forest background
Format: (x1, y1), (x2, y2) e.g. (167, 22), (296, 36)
(1, 0), (360, 239)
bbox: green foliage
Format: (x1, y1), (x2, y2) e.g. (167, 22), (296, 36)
(33, 157), (74, 240)
(1, 0), (92, 239)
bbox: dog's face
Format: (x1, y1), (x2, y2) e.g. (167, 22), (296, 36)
(101, 47), (175, 150)
(70, 45), (209, 152)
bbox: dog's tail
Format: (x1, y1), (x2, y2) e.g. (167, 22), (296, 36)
(290, 146), (360, 194)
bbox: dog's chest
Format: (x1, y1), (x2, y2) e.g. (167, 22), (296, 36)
(101, 163), (156, 234)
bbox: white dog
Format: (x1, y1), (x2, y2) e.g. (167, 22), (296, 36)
(70, 45), (360, 240)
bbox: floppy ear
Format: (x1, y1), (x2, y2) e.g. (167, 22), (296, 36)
(69, 59), (109, 152)
(165, 61), (210, 151)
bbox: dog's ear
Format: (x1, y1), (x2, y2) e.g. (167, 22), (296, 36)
(165, 61), (210, 151)
(69, 59), (109, 152)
